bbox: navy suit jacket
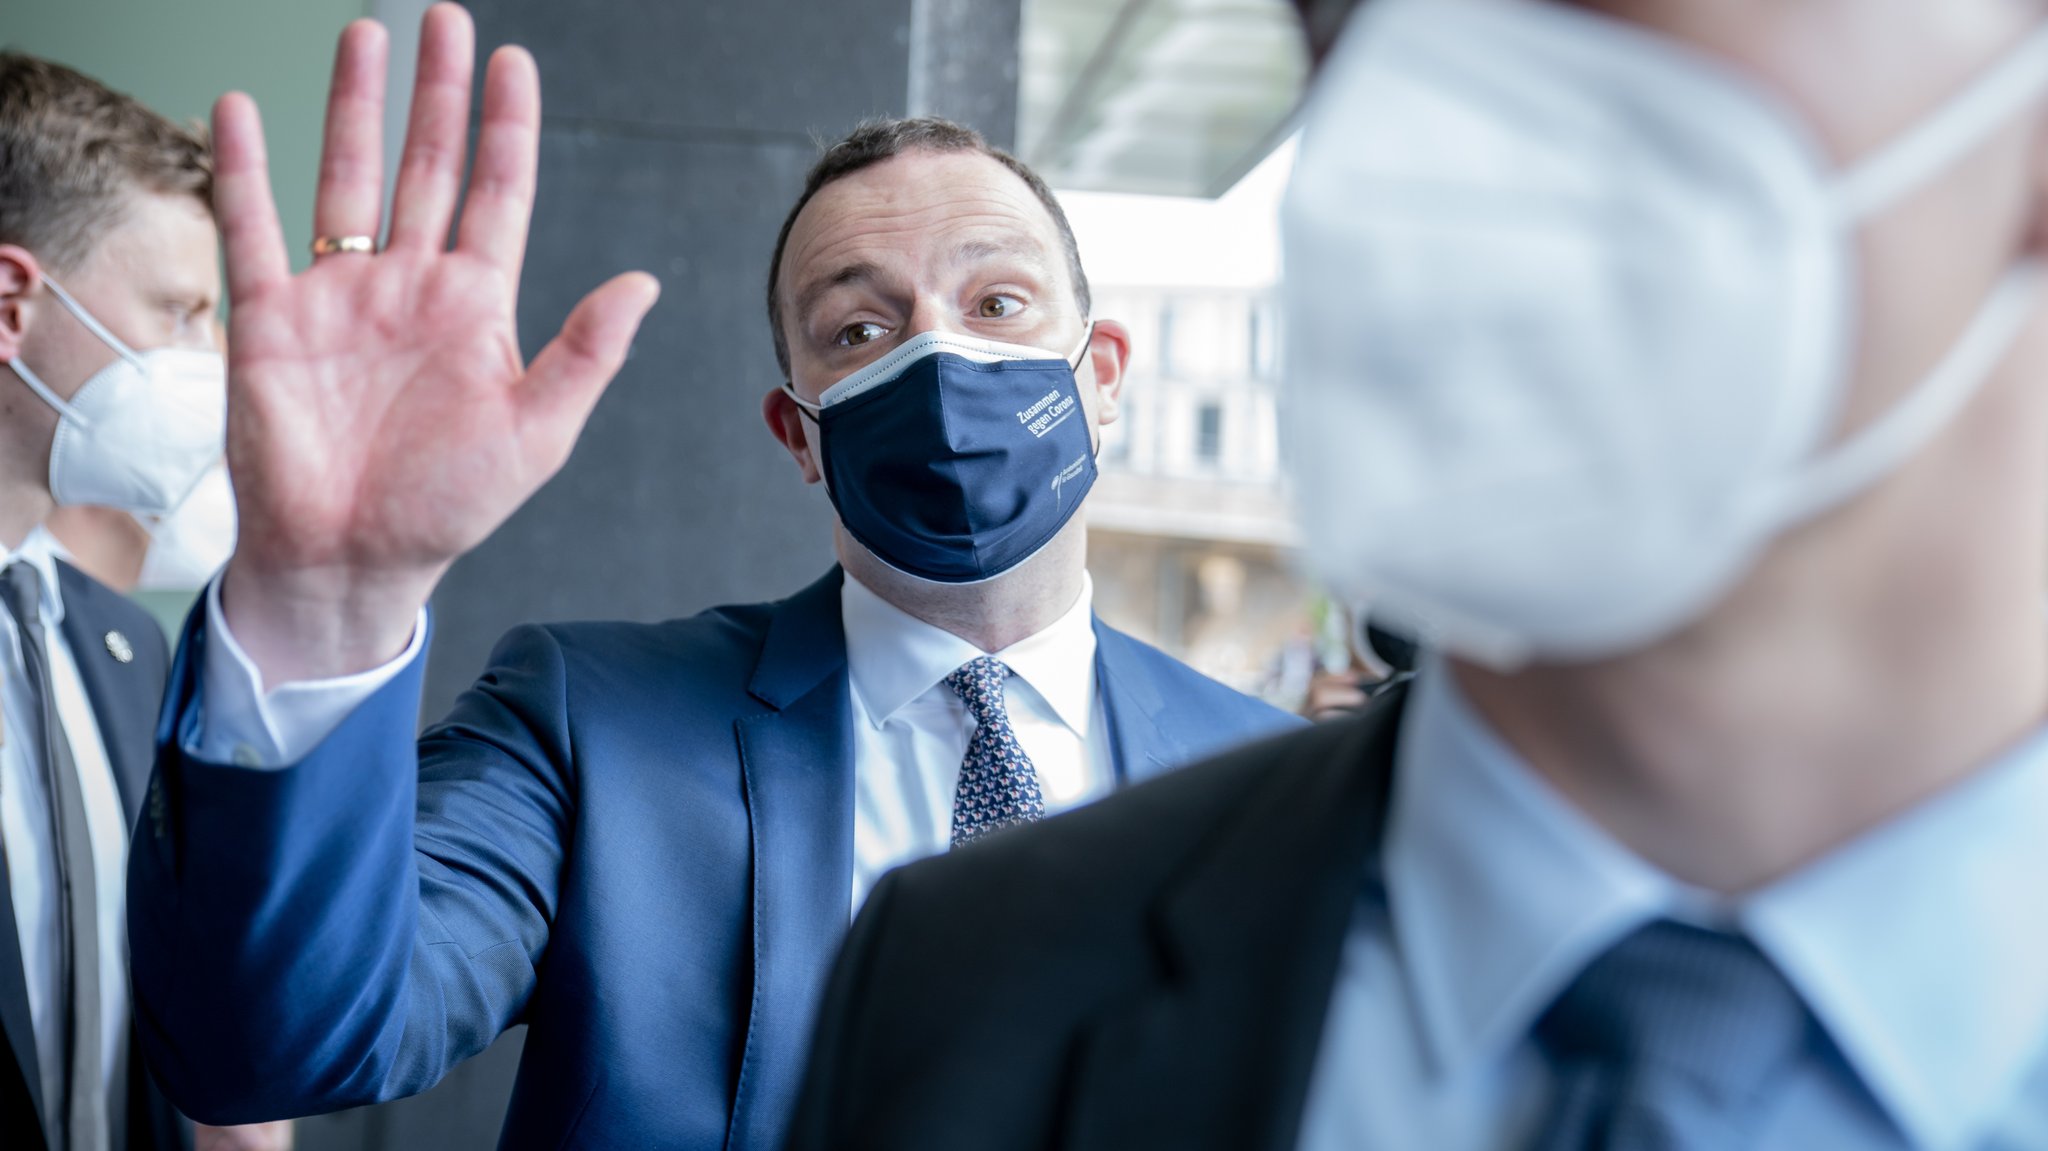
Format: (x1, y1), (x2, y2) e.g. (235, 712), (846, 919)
(0, 563), (189, 1151)
(128, 567), (1299, 1150)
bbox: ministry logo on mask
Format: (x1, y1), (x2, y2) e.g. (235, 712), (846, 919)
(1051, 454), (1089, 498)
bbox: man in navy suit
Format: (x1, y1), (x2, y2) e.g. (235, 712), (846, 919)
(124, 7), (1298, 1149)
(0, 51), (294, 1151)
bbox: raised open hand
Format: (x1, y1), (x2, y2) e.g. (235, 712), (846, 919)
(216, 5), (658, 682)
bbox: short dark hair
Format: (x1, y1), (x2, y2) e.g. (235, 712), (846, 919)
(765, 116), (1091, 378)
(0, 51), (213, 273)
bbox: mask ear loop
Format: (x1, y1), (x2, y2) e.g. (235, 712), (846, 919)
(39, 275), (146, 364)
(1832, 24), (2048, 222)
(4, 353), (86, 427)
(1761, 24), (2048, 530)
(1763, 258), (2045, 528)
(1067, 320), (1096, 372)
(4, 273), (151, 429)
(1065, 320), (1106, 458)
(781, 381), (822, 423)
(8, 279), (99, 428)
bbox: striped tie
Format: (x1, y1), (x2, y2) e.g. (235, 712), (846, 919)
(2, 563), (105, 1151)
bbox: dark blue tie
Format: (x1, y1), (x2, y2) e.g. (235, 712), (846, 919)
(1530, 919), (1816, 1151)
(2, 563), (105, 1151)
(944, 656), (1046, 847)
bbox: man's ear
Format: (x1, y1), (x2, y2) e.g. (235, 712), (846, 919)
(1081, 318), (1132, 428)
(0, 245), (43, 363)
(762, 385), (824, 484)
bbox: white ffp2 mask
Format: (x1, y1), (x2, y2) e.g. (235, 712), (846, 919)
(1281, 0), (2048, 668)
(137, 461), (237, 591)
(5, 275), (227, 517)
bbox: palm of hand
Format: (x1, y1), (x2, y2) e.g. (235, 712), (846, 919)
(228, 252), (535, 574)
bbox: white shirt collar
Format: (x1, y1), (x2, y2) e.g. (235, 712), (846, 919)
(1740, 730), (2048, 1151)
(839, 571), (1097, 737)
(1386, 657), (2048, 1151)
(1, 526), (69, 628)
(1386, 659), (1681, 1085)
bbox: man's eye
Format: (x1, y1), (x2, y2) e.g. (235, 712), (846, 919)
(836, 321), (888, 347)
(978, 295), (1024, 319)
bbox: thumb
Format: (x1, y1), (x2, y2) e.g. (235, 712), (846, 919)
(520, 271), (661, 438)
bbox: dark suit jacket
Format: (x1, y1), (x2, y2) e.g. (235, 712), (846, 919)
(129, 567), (1300, 1151)
(784, 689), (1408, 1151)
(0, 562), (190, 1151)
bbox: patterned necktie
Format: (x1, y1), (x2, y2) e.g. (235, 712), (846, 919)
(944, 656), (1047, 847)
(1529, 919), (1816, 1151)
(1, 563), (105, 1151)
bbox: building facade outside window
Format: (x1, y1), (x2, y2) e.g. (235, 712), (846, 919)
(1059, 140), (1335, 708)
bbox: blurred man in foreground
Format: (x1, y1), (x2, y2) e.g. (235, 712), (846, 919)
(783, 0), (2048, 1147)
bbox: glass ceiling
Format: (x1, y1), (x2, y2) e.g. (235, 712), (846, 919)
(1018, 0), (1309, 198)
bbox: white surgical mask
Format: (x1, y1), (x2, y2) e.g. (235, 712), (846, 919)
(136, 461), (237, 591)
(1280, 0), (2048, 669)
(6, 274), (227, 516)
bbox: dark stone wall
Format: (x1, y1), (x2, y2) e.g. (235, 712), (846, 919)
(300, 0), (1019, 1147)
(419, 0), (1021, 726)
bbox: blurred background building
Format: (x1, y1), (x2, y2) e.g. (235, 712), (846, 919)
(1023, 0), (1323, 708)
(6, 0), (1320, 1145)
(1060, 145), (1321, 707)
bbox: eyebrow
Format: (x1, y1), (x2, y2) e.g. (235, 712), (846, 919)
(151, 288), (217, 315)
(950, 238), (1052, 276)
(791, 238), (1058, 334)
(793, 260), (883, 335)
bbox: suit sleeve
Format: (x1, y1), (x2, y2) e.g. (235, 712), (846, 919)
(127, 600), (577, 1126)
(188, 575), (427, 767)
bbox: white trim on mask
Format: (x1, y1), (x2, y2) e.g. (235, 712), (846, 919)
(791, 323), (1096, 412)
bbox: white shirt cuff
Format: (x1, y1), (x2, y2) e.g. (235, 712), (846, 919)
(189, 575), (427, 768)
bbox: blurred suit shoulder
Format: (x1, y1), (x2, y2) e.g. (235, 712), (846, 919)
(787, 693), (1405, 1151)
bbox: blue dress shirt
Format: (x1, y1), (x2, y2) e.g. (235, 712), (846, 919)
(1295, 658), (2048, 1151)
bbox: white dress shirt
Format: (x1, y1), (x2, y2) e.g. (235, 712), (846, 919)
(192, 571), (1112, 915)
(1, 528), (131, 1137)
(842, 572), (1112, 910)
(1295, 657), (2048, 1151)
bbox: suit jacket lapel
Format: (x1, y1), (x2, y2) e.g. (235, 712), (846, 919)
(54, 563), (149, 827)
(0, 562), (155, 1136)
(726, 569), (856, 1151)
(0, 846), (41, 1142)
(1061, 694), (1407, 1151)
(1093, 621), (1181, 786)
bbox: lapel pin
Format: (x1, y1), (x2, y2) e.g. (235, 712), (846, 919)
(104, 630), (134, 664)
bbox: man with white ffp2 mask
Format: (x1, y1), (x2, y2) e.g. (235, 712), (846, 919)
(776, 3), (2048, 1150)
(0, 51), (284, 1151)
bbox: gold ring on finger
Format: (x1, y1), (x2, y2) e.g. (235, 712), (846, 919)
(311, 234), (378, 257)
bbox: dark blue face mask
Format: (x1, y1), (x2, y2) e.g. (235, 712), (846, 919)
(785, 326), (1098, 584)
